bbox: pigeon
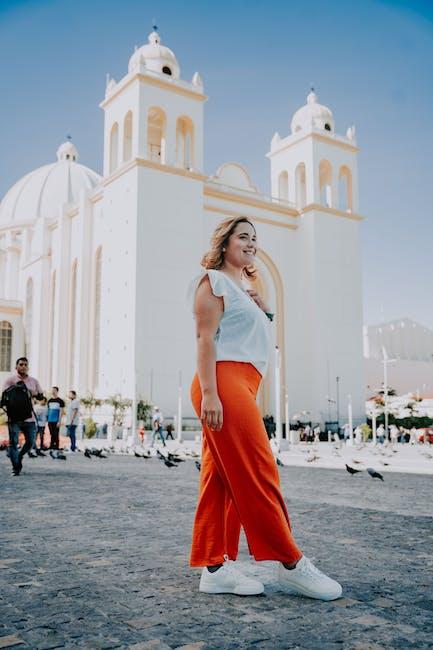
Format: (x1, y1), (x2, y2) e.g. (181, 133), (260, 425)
(167, 453), (184, 463)
(195, 461), (201, 471)
(84, 449), (92, 459)
(49, 450), (57, 459)
(345, 464), (362, 475)
(367, 467), (384, 481)
(57, 451), (67, 460)
(276, 457), (284, 467)
(164, 459), (177, 468)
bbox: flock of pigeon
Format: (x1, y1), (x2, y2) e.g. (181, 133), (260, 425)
(271, 439), (433, 482)
(2, 437), (431, 482)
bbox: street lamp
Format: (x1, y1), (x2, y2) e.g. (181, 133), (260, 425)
(275, 347), (282, 450)
(336, 376), (340, 428)
(381, 346), (396, 441)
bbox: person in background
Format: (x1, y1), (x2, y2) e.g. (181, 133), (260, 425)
(165, 422), (175, 440)
(47, 387), (65, 450)
(151, 406), (166, 447)
(376, 424), (385, 444)
(65, 390), (80, 452)
(34, 396), (48, 450)
(1, 357), (44, 476)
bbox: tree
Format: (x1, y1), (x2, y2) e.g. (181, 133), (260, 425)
(105, 394), (132, 427)
(137, 397), (153, 427)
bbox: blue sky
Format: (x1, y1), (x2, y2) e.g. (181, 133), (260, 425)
(1, 0), (432, 328)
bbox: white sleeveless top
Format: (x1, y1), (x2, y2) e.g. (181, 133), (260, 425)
(187, 269), (271, 376)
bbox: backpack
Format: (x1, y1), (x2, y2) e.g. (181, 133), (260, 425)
(0, 381), (33, 423)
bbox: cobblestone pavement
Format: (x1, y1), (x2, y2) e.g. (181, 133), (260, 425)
(1, 448), (433, 650)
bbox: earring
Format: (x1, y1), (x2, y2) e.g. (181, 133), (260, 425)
(222, 247), (226, 252)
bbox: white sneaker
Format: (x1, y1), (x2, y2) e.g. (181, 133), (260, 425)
(278, 556), (342, 601)
(199, 558), (264, 596)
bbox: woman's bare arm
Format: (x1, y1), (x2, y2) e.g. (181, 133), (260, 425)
(194, 276), (224, 431)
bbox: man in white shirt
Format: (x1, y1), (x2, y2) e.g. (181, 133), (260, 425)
(66, 390), (80, 452)
(151, 406), (166, 447)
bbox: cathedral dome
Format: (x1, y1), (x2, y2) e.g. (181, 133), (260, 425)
(128, 28), (180, 79)
(0, 140), (101, 227)
(291, 90), (335, 134)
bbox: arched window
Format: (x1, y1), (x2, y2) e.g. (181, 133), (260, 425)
(319, 160), (333, 207)
(48, 270), (56, 386)
(25, 278), (33, 361)
(123, 111), (133, 162)
(176, 116), (194, 169)
(69, 260), (77, 387)
(338, 166), (353, 212)
(109, 122), (119, 173)
(295, 163), (307, 209)
(0, 321), (12, 372)
(147, 107), (166, 163)
(93, 248), (102, 390)
(278, 171), (289, 201)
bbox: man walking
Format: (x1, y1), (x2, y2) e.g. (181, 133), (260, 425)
(1, 357), (44, 476)
(151, 406), (166, 447)
(65, 390), (80, 452)
(47, 387), (65, 450)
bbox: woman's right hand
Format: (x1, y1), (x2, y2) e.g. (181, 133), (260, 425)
(201, 392), (223, 431)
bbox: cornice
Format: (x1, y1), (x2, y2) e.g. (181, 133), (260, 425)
(100, 73), (207, 109)
(204, 204), (298, 230)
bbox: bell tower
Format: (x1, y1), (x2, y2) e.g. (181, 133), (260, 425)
(97, 27), (207, 409)
(267, 90), (365, 424)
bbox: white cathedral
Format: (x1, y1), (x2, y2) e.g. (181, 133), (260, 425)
(0, 28), (365, 426)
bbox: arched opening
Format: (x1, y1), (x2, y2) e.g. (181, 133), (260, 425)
(25, 278), (33, 361)
(0, 321), (12, 372)
(338, 165), (353, 212)
(176, 116), (194, 169)
(295, 163), (307, 209)
(123, 111), (133, 162)
(48, 270), (56, 386)
(162, 66), (172, 76)
(255, 251), (286, 424)
(69, 260), (77, 388)
(147, 107), (166, 163)
(93, 247), (102, 390)
(319, 159), (333, 207)
(109, 123), (119, 173)
(278, 171), (289, 201)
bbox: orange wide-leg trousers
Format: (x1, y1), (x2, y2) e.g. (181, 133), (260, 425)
(190, 361), (303, 567)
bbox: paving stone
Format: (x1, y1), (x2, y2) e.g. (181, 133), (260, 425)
(0, 636), (24, 648)
(331, 597), (362, 607)
(351, 614), (390, 626)
(1, 453), (433, 648)
(128, 641), (172, 650)
(370, 597), (395, 608)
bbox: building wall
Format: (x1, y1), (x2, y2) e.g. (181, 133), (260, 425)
(365, 357), (433, 396)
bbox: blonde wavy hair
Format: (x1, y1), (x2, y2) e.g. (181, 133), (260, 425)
(201, 216), (257, 279)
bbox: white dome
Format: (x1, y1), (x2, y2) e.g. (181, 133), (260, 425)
(0, 141), (101, 226)
(128, 29), (180, 79)
(291, 91), (334, 134)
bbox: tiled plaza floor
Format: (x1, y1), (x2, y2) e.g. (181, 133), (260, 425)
(0, 447), (432, 649)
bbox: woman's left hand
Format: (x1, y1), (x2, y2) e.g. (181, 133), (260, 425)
(245, 289), (270, 313)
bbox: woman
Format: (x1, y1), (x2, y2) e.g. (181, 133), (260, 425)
(188, 216), (342, 600)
